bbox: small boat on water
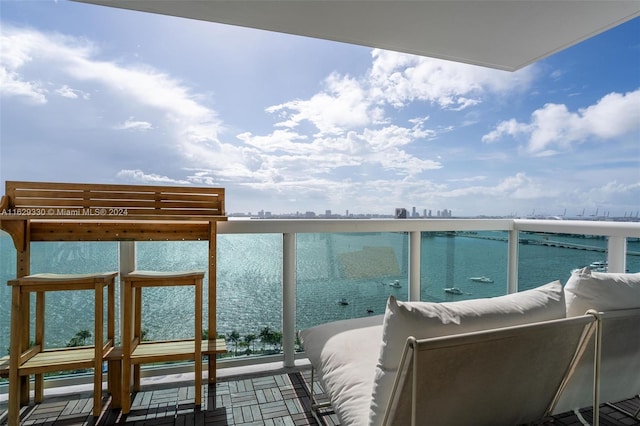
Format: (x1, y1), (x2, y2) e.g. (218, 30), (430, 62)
(338, 298), (349, 306)
(469, 276), (494, 283)
(389, 280), (401, 288)
(444, 287), (464, 295)
(589, 261), (608, 272)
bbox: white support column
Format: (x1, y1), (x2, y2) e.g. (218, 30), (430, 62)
(607, 236), (627, 273)
(507, 230), (519, 294)
(409, 231), (421, 301)
(282, 233), (296, 368)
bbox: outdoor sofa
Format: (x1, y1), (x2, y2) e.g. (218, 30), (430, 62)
(300, 268), (640, 425)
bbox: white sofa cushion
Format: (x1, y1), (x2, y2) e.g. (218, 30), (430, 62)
(369, 281), (566, 425)
(555, 268), (640, 413)
(300, 314), (384, 426)
(564, 267), (640, 316)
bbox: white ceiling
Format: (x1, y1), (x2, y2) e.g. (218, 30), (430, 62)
(74, 0), (640, 71)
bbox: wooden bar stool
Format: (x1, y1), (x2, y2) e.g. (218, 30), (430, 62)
(6, 272), (117, 425)
(121, 271), (204, 414)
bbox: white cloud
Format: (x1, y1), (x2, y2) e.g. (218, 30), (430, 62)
(267, 73), (377, 136)
(263, 50), (535, 138)
(116, 117), (153, 131)
(481, 119), (530, 143)
(55, 85), (78, 99)
(236, 119), (442, 182)
(368, 49), (536, 110)
(237, 130), (309, 153)
(1, 24), (224, 159)
(116, 169), (190, 184)
(0, 26), (97, 105)
(0, 67), (47, 104)
(483, 89), (640, 155)
(55, 84), (89, 100)
(437, 172), (550, 199)
(448, 176), (487, 183)
(580, 91), (640, 139)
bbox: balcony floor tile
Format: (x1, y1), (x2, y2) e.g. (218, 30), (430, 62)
(0, 367), (638, 425)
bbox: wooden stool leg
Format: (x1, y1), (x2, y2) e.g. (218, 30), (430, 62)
(195, 278), (202, 407)
(107, 353), (122, 409)
(133, 365), (141, 392)
(19, 290), (30, 407)
(8, 286), (22, 426)
(133, 286), (142, 392)
(122, 282), (133, 414)
(93, 281), (104, 417)
(34, 292), (45, 403)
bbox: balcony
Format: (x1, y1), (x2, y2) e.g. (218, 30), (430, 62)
(1, 218), (639, 424)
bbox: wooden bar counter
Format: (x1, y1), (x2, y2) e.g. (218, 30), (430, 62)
(0, 181), (228, 426)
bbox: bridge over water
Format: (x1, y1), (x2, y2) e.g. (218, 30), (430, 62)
(463, 233), (640, 257)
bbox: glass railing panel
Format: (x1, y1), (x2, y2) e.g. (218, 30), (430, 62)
(517, 232), (611, 290)
(0, 239), (118, 381)
(420, 231), (509, 301)
(296, 232), (408, 330)
(627, 238), (640, 273)
(216, 234), (282, 357)
(136, 241), (207, 341)
(28, 241), (118, 353)
(0, 231), (17, 359)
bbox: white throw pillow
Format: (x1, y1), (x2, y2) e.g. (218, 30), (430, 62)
(564, 267), (640, 317)
(369, 280), (566, 426)
(300, 315), (384, 426)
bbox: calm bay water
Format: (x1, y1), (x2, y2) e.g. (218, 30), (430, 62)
(1, 230), (638, 356)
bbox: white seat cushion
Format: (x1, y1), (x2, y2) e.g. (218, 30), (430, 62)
(369, 281), (566, 425)
(300, 315), (384, 426)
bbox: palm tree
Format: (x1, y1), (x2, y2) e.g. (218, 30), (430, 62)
(259, 327), (273, 351)
(272, 331), (283, 351)
(227, 330), (240, 356)
(243, 334), (257, 354)
(66, 330), (92, 347)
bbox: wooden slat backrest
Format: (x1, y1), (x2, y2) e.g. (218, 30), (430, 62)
(3, 181), (225, 220)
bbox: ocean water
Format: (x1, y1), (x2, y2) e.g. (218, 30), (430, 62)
(1, 230), (638, 357)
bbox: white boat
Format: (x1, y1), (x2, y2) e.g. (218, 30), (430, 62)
(589, 261), (607, 271)
(444, 287), (464, 295)
(469, 276), (494, 283)
(389, 280), (401, 288)
(338, 298), (349, 305)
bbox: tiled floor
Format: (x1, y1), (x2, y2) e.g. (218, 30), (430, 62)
(0, 368), (337, 426)
(0, 367), (638, 425)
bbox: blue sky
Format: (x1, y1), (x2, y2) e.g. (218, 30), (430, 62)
(1, 1), (639, 217)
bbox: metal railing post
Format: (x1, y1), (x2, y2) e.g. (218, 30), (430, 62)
(507, 229), (519, 294)
(607, 236), (626, 273)
(282, 233), (296, 368)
